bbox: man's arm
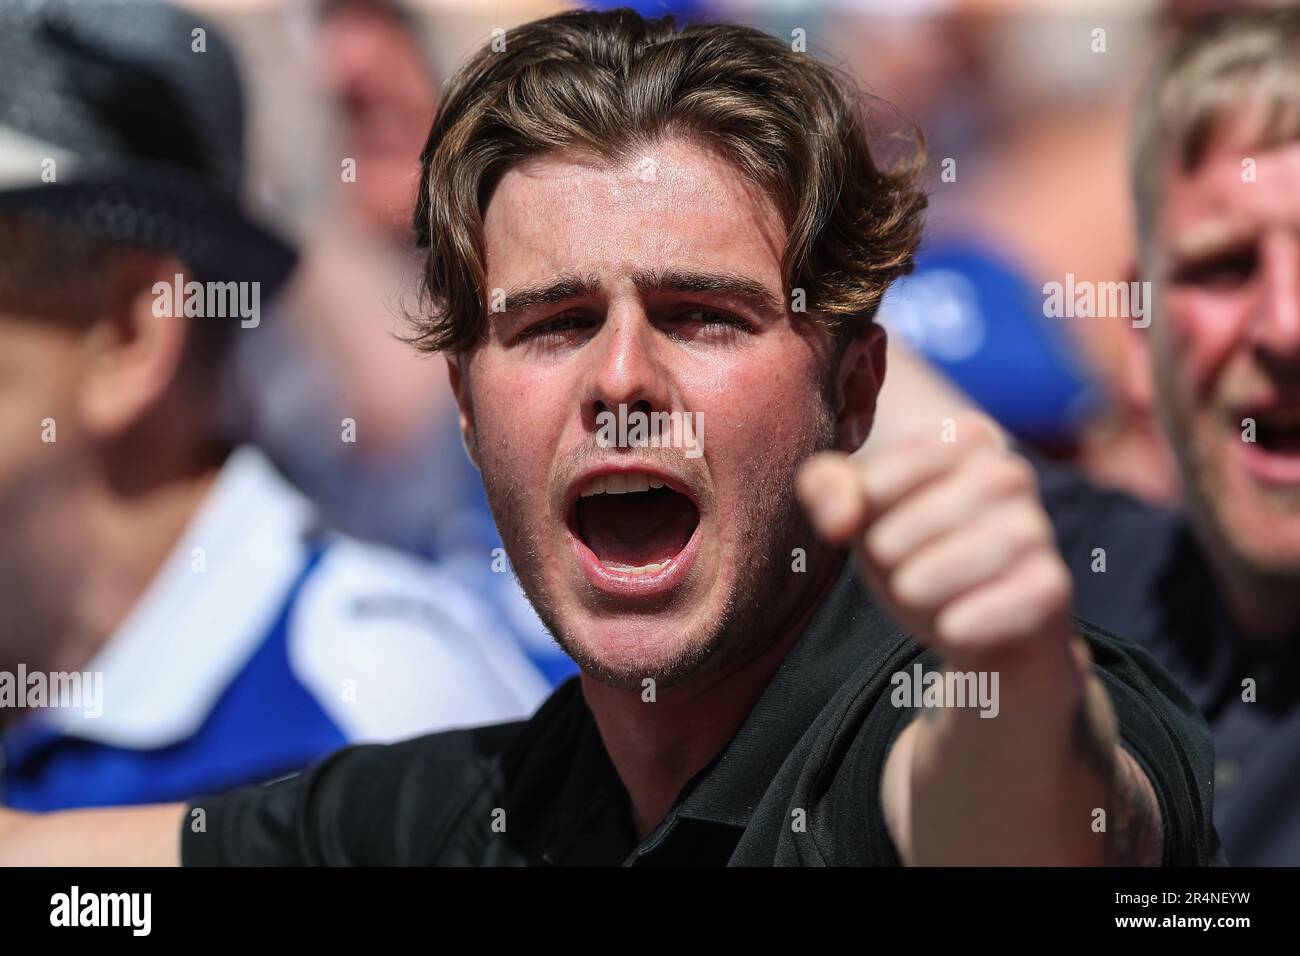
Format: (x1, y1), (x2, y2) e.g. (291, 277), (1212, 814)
(863, 335), (978, 453)
(0, 803), (184, 866)
(798, 414), (1163, 865)
(879, 644), (1163, 866)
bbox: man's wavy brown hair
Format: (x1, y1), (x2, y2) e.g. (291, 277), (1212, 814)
(410, 7), (927, 354)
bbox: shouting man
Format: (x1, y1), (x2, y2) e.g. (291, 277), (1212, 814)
(872, 6), (1300, 866)
(0, 8), (1219, 866)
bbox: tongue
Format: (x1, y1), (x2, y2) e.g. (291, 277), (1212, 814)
(576, 489), (696, 568)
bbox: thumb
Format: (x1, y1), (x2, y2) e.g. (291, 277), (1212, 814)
(797, 451), (870, 545)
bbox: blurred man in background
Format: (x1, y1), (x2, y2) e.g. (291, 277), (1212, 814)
(239, 0), (579, 684)
(0, 0), (545, 811)
(876, 6), (1300, 865)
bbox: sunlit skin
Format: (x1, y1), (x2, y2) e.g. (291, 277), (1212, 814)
(450, 138), (865, 690)
(447, 138), (880, 831)
(1144, 135), (1300, 639)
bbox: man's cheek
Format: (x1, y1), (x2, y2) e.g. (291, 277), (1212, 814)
(478, 390), (551, 451)
(1169, 304), (1248, 398)
(747, 383), (828, 451)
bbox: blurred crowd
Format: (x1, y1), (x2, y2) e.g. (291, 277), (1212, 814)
(2, 0), (1299, 863)
(209, 0), (1254, 546)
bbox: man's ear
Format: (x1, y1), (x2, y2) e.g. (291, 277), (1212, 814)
(446, 353), (480, 470)
(833, 321), (888, 452)
(76, 253), (191, 439)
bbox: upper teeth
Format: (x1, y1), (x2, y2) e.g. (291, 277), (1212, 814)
(579, 472), (667, 497)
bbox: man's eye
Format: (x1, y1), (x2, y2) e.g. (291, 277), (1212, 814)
(672, 308), (749, 331)
(518, 314), (593, 342)
(1171, 251), (1258, 290)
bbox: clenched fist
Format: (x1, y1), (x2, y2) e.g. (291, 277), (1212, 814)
(795, 414), (1164, 866)
(797, 413), (1074, 664)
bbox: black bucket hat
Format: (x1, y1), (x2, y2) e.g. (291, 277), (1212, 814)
(0, 0), (297, 300)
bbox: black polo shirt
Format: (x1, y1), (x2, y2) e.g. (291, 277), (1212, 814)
(181, 560), (1222, 866)
(1034, 455), (1300, 866)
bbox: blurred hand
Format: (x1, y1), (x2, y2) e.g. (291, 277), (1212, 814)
(797, 414), (1136, 865)
(798, 413), (1074, 668)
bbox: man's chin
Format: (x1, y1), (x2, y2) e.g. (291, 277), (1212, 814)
(553, 616), (721, 692)
(1218, 509), (1300, 578)
(1203, 463), (1300, 578)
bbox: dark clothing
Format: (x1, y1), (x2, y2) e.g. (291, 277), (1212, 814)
(1034, 455), (1300, 865)
(183, 559), (1222, 866)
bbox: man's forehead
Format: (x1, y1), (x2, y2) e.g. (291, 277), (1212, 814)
(489, 139), (769, 211)
(1162, 139), (1300, 258)
(481, 139), (786, 291)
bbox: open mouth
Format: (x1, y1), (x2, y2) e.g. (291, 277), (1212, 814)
(1233, 405), (1300, 484)
(569, 471), (700, 576)
(1254, 411), (1300, 456)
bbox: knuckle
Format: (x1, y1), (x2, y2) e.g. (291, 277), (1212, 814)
(962, 445), (1002, 472)
(996, 455), (1036, 494)
(1010, 499), (1054, 548)
(933, 605), (974, 646)
(931, 606), (959, 644)
(863, 523), (902, 569)
(962, 450), (1033, 500)
(887, 563), (933, 617)
(1028, 553), (1073, 607)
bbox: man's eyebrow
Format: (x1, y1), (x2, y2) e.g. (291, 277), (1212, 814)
(630, 268), (785, 318)
(497, 273), (601, 316)
(494, 268), (785, 318)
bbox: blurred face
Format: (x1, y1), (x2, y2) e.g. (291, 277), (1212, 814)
(318, 5), (438, 231)
(455, 138), (848, 690)
(1150, 134), (1300, 577)
(0, 312), (90, 669)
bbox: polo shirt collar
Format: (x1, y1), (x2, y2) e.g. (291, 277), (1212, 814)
(533, 557), (902, 864)
(10, 446), (319, 752)
(669, 557), (900, 830)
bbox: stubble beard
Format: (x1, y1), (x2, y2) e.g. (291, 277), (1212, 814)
(1153, 343), (1300, 588)
(477, 407), (839, 693)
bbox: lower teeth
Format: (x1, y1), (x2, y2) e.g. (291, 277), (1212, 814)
(607, 559), (672, 575)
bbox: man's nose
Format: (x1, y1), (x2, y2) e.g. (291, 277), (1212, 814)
(582, 305), (671, 430)
(1251, 231), (1300, 365)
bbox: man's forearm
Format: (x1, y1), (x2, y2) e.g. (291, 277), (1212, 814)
(0, 804), (185, 866)
(862, 337), (978, 454)
(0, 807), (24, 846)
(885, 637), (1163, 866)
(1101, 731), (1165, 866)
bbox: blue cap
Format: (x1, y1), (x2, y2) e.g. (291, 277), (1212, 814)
(877, 241), (1102, 445)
